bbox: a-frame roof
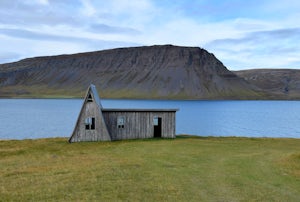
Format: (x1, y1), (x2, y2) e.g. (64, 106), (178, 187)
(69, 84), (111, 142)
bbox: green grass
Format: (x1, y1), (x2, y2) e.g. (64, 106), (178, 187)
(1, 136), (300, 201)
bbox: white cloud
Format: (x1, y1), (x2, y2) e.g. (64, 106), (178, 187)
(232, 18), (273, 31)
(80, 0), (96, 17)
(109, 0), (153, 13)
(36, 0), (49, 5)
(204, 28), (300, 69)
(23, 0), (49, 6)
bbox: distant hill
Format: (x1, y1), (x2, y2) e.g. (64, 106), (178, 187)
(235, 69), (300, 100)
(0, 45), (264, 99)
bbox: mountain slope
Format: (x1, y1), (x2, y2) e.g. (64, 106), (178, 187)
(235, 69), (300, 99)
(0, 45), (263, 99)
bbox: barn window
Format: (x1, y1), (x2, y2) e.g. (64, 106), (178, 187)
(117, 116), (125, 128)
(87, 94), (93, 102)
(85, 117), (95, 130)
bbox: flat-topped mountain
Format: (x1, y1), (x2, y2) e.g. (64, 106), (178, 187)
(235, 69), (300, 99)
(0, 45), (263, 99)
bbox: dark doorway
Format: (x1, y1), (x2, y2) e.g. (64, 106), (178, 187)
(153, 117), (162, 138)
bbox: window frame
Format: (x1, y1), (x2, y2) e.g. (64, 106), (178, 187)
(85, 117), (95, 130)
(117, 116), (125, 129)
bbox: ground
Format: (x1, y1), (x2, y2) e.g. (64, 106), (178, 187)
(1, 136), (300, 201)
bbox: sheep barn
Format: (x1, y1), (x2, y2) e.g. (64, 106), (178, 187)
(69, 84), (178, 142)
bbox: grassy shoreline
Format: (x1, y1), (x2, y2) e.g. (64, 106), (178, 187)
(1, 136), (300, 201)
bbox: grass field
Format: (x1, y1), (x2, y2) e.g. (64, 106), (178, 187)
(1, 136), (300, 201)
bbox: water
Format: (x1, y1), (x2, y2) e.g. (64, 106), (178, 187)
(0, 99), (300, 139)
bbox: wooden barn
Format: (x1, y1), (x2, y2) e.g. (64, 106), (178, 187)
(69, 84), (178, 142)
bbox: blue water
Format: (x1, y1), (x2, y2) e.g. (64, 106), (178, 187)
(0, 99), (300, 139)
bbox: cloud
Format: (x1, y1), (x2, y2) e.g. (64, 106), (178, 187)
(0, 1), (78, 27)
(79, 0), (96, 17)
(253, 28), (300, 40)
(0, 27), (141, 46)
(0, 27), (141, 63)
(0, 28), (72, 41)
(206, 28), (300, 51)
(0, 1), (144, 37)
(25, 0), (49, 5)
(205, 28), (300, 69)
(88, 23), (141, 35)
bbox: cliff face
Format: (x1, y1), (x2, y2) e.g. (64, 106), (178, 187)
(0, 45), (262, 99)
(235, 69), (300, 99)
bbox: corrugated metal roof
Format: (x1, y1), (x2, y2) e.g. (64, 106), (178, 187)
(102, 108), (179, 112)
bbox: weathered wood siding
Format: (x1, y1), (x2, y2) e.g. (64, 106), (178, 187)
(102, 111), (176, 140)
(69, 89), (111, 142)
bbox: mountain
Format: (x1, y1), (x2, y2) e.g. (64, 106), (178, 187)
(235, 69), (300, 100)
(0, 45), (264, 99)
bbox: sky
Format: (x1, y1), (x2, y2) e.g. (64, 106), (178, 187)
(0, 0), (300, 70)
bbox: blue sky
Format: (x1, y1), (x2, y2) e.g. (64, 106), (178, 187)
(0, 0), (300, 70)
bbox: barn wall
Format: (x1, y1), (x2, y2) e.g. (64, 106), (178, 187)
(69, 94), (111, 142)
(102, 111), (176, 140)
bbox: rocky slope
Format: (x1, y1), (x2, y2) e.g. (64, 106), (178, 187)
(0, 45), (263, 99)
(235, 69), (300, 99)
